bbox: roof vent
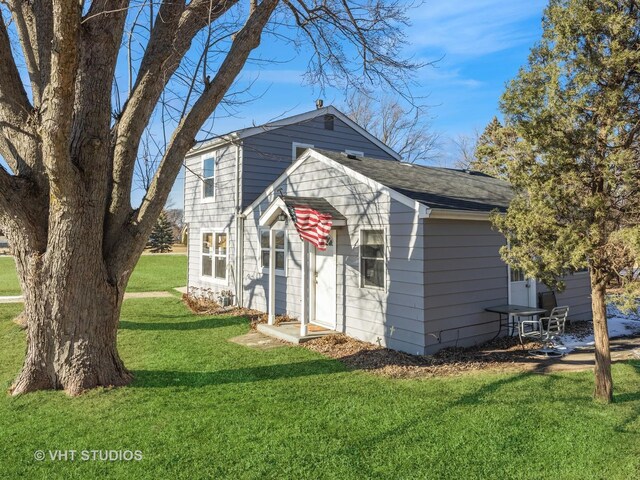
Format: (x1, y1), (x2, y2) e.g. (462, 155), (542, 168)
(316, 99), (324, 109)
(342, 152), (360, 160)
(324, 114), (334, 130)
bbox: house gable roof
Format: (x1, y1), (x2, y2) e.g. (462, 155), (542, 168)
(316, 149), (513, 213)
(185, 106), (402, 161)
(242, 149), (513, 220)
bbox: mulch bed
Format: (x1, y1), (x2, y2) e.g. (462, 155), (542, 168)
(182, 293), (296, 329)
(302, 334), (550, 378)
(182, 293), (604, 378)
(303, 321), (603, 378)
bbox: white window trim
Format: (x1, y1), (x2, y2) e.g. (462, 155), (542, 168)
(345, 149), (364, 157)
(359, 228), (387, 291)
(292, 142), (314, 161)
(201, 152), (216, 203)
(259, 227), (287, 277)
(200, 228), (229, 284)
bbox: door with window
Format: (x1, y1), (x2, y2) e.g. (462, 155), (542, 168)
(509, 267), (536, 306)
(313, 230), (336, 329)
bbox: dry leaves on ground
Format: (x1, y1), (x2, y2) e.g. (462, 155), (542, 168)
(302, 334), (545, 378)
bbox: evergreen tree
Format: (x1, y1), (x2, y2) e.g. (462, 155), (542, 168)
(471, 117), (519, 179)
(492, 0), (640, 402)
(147, 212), (174, 253)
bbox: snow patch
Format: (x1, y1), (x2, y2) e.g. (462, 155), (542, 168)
(557, 304), (640, 353)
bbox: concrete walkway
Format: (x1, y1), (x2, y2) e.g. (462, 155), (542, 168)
(0, 288), (187, 304)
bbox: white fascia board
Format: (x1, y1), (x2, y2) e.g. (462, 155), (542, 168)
(186, 133), (240, 158)
(426, 209), (497, 221)
(243, 149), (428, 219)
(258, 198), (287, 226)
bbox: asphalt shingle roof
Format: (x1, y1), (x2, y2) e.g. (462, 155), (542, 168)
(316, 149), (513, 212)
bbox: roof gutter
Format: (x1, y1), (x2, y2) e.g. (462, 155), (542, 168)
(425, 209), (500, 221)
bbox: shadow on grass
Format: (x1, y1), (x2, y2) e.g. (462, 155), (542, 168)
(130, 359), (345, 388)
(119, 316), (247, 331)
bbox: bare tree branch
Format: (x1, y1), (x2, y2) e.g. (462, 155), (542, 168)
(345, 92), (439, 163)
(0, 11), (35, 173)
(108, 0), (237, 237)
(5, 0), (53, 107)
(39, 0), (82, 197)
(71, 0), (129, 178)
(111, 0), (279, 270)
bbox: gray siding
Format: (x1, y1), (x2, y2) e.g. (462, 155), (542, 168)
(184, 144), (238, 297)
(538, 274), (592, 320)
(243, 156), (426, 355)
(241, 116), (396, 208)
(423, 219), (508, 353)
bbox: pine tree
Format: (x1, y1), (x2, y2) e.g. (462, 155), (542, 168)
(147, 212), (174, 253)
(471, 117), (519, 179)
(492, 0), (640, 403)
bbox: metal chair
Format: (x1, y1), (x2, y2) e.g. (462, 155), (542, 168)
(519, 306), (569, 357)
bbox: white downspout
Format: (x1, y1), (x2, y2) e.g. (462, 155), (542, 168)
(234, 143), (244, 306)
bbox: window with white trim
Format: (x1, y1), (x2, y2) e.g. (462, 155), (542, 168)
(202, 231), (227, 280)
(360, 230), (385, 289)
(202, 155), (215, 199)
(292, 142), (314, 160)
(260, 229), (286, 273)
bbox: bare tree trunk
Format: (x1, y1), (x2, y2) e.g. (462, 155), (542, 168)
(591, 279), (612, 403)
(10, 209), (132, 396)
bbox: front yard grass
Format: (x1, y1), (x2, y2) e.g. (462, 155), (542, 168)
(1, 297), (639, 479)
(0, 254), (187, 296)
(0, 256), (20, 296)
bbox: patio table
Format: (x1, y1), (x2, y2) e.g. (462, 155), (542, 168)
(484, 304), (547, 340)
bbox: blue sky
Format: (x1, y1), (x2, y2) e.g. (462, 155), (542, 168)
(166, 1), (548, 207)
(0, 2), (549, 209)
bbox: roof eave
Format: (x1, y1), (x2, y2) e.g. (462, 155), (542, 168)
(425, 208), (505, 221)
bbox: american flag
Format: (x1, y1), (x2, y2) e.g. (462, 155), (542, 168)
(287, 205), (333, 250)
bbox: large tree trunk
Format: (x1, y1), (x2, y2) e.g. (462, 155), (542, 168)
(591, 278), (613, 403)
(9, 219), (133, 396)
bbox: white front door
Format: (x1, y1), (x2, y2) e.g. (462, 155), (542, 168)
(313, 231), (337, 329)
(509, 268), (536, 306)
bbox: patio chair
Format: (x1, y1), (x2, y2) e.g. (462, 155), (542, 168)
(518, 306), (569, 357)
(537, 291), (557, 317)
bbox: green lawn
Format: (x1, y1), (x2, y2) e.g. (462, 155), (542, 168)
(126, 255), (187, 292)
(0, 254), (186, 296)
(0, 298), (639, 479)
(0, 256), (20, 295)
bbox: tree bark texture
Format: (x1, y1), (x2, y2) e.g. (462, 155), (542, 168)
(0, 1), (279, 395)
(10, 199), (132, 396)
(590, 278), (613, 403)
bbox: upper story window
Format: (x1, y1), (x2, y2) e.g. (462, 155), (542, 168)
(260, 229), (286, 274)
(202, 155), (215, 199)
(360, 229), (385, 289)
(292, 142), (314, 160)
